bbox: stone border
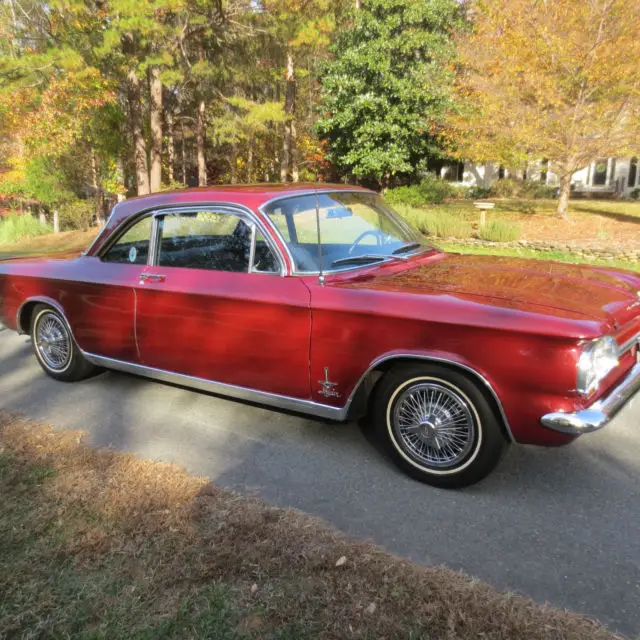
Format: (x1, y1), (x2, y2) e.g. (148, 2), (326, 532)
(441, 237), (640, 262)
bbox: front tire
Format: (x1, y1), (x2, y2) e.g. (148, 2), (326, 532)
(373, 364), (508, 488)
(30, 304), (97, 382)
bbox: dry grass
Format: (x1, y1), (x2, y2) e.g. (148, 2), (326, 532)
(0, 412), (622, 640)
(0, 228), (97, 259)
(420, 200), (640, 250)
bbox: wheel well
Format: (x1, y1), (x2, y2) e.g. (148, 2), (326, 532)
(348, 356), (514, 442)
(17, 301), (41, 334)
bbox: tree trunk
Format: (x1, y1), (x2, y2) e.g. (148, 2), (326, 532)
(280, 51), (296, 183)
(149, 66), (163, 193)
(90, 149), (105, 226)
(196, 99), (207, 186)
(482, 162), (494, 189)
(180, 119), (187, 186)
(247, 136), (254, 183)
(166, 110), (175, 184)
(127, 69), (150, 196)
(557, 173), (571, 220)
(230, 141), (238, 184)
(291, 119), (299, 182)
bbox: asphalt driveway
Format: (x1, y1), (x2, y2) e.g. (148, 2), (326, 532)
(1, 328), (639, 636)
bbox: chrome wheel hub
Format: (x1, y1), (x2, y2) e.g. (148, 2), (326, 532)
(392, 382), (476, 468)
(35, 312), (71, 372)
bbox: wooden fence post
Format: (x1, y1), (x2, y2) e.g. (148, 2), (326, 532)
(53, 210), (60, 233)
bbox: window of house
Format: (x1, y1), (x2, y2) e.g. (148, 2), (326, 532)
(540, 159), (548, 184)
(629, 158), (638, 188)
(102, 216), (153, 265)
(593, 159), (608, 186)
(442, 162), (464, 182)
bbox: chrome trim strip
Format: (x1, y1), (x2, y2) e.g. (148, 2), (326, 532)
(248, 224), (257, 273)
(82, 352), (346, 421)
(541, 361), (640, 435)
(618, 331), (640, 357)
(342, 353), (516, 442)
(148, 214), (162, 266)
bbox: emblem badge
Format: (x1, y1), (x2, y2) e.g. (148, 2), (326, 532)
(318, 367), (340, 398)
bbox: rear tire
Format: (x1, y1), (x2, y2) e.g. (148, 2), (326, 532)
(372, 363), (508, 488)
(30, 304), (97, 382)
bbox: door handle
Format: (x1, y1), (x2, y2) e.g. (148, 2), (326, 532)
(139, 273), (166, 284)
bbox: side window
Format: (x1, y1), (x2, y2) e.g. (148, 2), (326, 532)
(158, 211), (251, 273)
(102, 216), (152, 265)
(252, 230), (280, 274)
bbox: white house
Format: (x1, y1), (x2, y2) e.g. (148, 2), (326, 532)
(440, 157), (640, 197)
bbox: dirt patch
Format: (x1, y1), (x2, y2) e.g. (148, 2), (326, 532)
(0, 412), (621, 639)
(518, 214), (640, 250)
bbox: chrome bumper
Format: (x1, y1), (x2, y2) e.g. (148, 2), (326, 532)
(541, 362), (640, 435)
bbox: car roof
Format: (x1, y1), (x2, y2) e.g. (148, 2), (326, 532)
(86, 183), (373, 257)
(118, 182), (370, 212)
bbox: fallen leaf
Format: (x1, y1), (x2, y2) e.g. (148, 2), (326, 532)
(366, 602), (377, 615)
(335, 556), (347, 567)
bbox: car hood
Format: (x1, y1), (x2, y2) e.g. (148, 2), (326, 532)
(340, 253), (640, 328)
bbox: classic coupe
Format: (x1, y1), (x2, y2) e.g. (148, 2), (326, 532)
(1, 184), (639, 487)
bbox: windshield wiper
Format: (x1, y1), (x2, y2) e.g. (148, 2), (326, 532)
(331, 254), (403, 267)
(392, 242), (422, 255)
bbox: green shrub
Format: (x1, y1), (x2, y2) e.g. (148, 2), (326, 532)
(385, 185), (428, 207)
(466, 185), (493, 199)
(467, 179), (557, 200)
(477, 219), (521, 242)
(58, 199), (96, 231)
(386, 175), (456, 207)
(395, 205), (473, 239)
(417, 174), (456, 204)
(0, 213), (52, 244)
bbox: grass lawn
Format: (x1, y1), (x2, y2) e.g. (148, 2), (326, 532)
(0, 412), (618, 640)
(415, 199), (640, 249)
(0, 228), (97, 259)
(439, 242), (640, 273)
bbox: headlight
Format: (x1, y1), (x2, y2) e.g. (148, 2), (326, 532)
(577, 336), (619, 395)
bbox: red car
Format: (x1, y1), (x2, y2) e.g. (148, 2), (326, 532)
(1, 184), (639, 487)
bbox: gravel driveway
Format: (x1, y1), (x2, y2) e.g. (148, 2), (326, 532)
(1, 328), (639, 636)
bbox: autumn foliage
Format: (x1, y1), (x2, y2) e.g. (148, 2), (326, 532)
(447, 0), (640, 217)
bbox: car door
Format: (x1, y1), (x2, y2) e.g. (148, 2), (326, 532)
(68, 214), (154, 361)
(134, 207), (312, 399)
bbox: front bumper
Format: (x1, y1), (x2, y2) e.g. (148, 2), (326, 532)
(541, 362), (640, 435)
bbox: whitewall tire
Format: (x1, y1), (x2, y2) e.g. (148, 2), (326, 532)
(373, 363), (508, 488)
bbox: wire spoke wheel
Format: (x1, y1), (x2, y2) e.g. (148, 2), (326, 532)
(35, 312), (72, 372)
(391, 382), (477, 469)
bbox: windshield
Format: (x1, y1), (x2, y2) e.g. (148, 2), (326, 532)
(262, 192), (431, 273)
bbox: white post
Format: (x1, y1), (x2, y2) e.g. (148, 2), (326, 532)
(53, 210), (60, 233)
(39, 212), (46, 226)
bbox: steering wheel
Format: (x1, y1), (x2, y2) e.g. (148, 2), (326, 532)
(348, 229), (390, 256)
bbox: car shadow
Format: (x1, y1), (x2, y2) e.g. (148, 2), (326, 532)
(571, 204), (640, 226)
